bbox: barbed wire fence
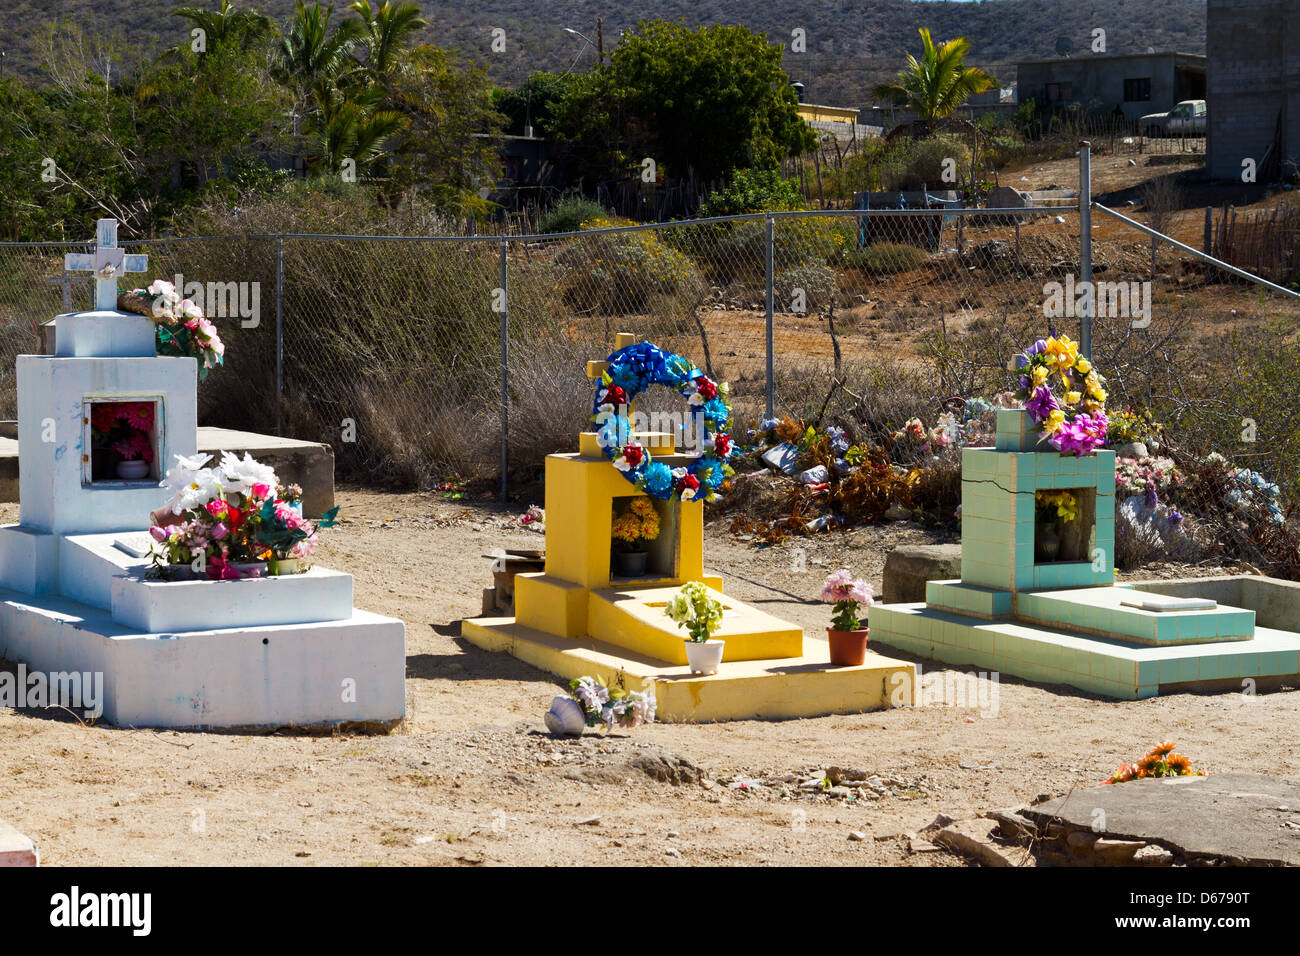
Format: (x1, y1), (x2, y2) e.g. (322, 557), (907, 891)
(2, 176), (1299, 575)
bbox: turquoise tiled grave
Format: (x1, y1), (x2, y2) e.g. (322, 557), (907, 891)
(869, 408), (1300, 699)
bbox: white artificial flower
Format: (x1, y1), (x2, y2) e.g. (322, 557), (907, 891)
(218, 451), (279, 495)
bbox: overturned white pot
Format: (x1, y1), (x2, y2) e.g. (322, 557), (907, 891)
(684, 639), (725, 676)
(544, 695), (586, 736)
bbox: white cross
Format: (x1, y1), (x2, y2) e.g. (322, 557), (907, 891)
(63, 218), (149, 312)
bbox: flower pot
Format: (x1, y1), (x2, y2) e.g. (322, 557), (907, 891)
(116, 459), (150, 480)
(269, 557), (304, 576)
(684, 639), (725, 675)
(543, 695), (586, 736)
(612, 550), (649, 578)
(827, 627), (870, 666)
(230, 560), (268, 579)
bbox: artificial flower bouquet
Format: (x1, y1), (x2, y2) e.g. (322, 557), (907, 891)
(611, 497), (660, 552)
(149, 452), (336, 580)
(119, 279), (225, 378)
(1013, 335), (1109, 456)
(820, 568), (873, 632)
(90, 401), (156, 478)
(1105, 740), (1205, 784)
(663, 580), (724, 643)
(567, 676), (656, 731)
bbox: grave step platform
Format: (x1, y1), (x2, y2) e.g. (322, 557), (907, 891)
(587, 584), (804, 665)
(869, 601), (1300, 700)
(0, 584), (405, 729)
(460, 617), (915, 722)
(1016, 586), (1255, 646)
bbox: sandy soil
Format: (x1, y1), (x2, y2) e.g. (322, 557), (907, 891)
(2, 489), (1297, 868)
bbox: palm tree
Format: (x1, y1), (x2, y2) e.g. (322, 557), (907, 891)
(872, 28), (996, 131)
(312, 79), (404, 173)
(349, 0), (426, 80)
(276, 1), (363, 111)
(173, 0), (275, 53)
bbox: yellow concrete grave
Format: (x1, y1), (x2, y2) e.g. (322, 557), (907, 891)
(462, 332), (916, 721)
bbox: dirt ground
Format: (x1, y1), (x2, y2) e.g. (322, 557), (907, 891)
(2, 489), (1297, 868)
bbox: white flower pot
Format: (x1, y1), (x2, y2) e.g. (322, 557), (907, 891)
(116, 459), (150, 480)
(544, 695), (586, 736)
(684, 639), (725, 675)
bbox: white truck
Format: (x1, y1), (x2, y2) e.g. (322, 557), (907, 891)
(1139, 99), (1206, 137)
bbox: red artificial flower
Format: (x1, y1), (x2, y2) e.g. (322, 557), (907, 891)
(226, 505), (245, 530)
(622, 443), (644, 467)
(696, 377), (718, 400)
(603, 385), (628, 408)
(713, 433), (731, 458)
(91, 406), (117, 433)
(677, 473), (700, 493)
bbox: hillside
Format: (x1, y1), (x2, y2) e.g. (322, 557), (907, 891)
(1, 0), (1207, 105)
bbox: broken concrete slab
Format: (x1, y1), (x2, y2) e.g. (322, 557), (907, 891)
(881, 544), (962, 604)
(0, 821), (38, 866)
(933, 818), (1024, 867)
(1022, 773), (1300, 865)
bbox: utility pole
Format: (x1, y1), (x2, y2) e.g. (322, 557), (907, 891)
(597, 18), (604, 66)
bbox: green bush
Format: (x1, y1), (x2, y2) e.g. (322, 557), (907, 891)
(538, 195), (609, 234)
(558, 215), (703, 314)
(842, 242), (928, 275)
(699, 168), (802, 217)
(775, 261), (838, 312)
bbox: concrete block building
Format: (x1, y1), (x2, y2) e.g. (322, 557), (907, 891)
(1016, 52), (1206, 124)
(1206, 0), (1300, 180)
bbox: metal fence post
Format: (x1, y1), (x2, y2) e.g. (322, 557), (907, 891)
(1078, 141), (1093, 360)
(275, 235), (284, 436)
(765, 215), (775, 421)
(499, 239), (509, 503)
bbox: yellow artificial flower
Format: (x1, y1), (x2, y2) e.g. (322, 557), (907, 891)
(1075, 357), (1092, 376)
(1045, 335), (1079, 370)
(1031, 365), (1049, 387)
(1066, 390), (1082, 405)
(1041, 409), (1067, 435)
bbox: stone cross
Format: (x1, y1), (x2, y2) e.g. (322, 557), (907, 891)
(62, 218), (149, 312)
(44, 266), (83, 312)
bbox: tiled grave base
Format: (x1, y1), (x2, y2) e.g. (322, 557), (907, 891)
(461, 618), (917, 721)
(869, 602), (1300, 700)
(0, 587), (406, 728)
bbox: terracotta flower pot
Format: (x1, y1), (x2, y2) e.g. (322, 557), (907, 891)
(827, 627), (869, 667)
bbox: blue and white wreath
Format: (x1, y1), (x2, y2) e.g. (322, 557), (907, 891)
(591, 341), (734, 503)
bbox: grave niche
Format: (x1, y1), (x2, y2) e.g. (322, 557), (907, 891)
(609, 494), (679, 582)
(84, 397), (162, 485)
(1036, 486), (1098, 564)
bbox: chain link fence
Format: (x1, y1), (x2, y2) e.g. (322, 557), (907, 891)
(2, 195), (1299, 575)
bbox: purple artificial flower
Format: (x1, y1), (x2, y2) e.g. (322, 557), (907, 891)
(1024, 385), (1059, 423)
(1168, 509), (1184, 527)
(1144, 481), (1159, 510)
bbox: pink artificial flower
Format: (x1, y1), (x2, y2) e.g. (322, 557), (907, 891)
(251, 482), (271, 500)
(210, 522), (228, 540)
(149, 525), (168, 542)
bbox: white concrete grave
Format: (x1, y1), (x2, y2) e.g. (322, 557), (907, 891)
(0, 219), (405, 729)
